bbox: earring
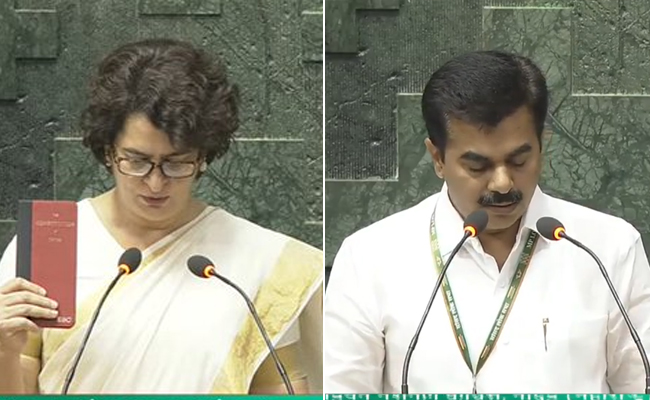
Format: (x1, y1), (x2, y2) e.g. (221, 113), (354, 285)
(199, 161), (207, 172)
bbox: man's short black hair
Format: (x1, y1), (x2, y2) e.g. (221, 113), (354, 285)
(421, 50), (548, 159)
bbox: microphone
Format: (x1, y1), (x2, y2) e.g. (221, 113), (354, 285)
(187, 255), (295, 395)
(61, 247), (142, 395)
(536, 217), (650, 394)
(401, 209), (489, 394)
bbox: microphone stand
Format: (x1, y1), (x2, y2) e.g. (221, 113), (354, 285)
(401, 230), (471, 394)
(561, 233), (650, 394)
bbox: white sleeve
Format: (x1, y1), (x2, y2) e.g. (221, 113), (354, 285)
(323, 238), (385, 393)
(0, 235), (17, 286)
(606, 234), (650, 393)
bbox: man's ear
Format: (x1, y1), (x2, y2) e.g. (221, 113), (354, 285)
(425, 138), (444, 179)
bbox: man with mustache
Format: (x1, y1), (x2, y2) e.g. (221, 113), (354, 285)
(324, 50), (650, 393)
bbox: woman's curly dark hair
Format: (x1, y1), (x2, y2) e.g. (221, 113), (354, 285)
(81, 38), (239, 165)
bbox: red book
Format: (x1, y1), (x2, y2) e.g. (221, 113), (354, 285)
(16, 200), (77, 329)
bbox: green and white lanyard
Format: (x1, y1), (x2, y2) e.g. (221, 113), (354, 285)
(429, 206), (539, 393)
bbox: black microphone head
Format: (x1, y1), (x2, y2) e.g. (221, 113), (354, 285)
(118, 247), (142, 275)
(536, 217), (565, 241)
(187, 255), (214, 279)
(463, 209), (489, 237)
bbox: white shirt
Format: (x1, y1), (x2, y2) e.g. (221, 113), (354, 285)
(324, 185), (650, 394)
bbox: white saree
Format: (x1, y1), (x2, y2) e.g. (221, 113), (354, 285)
(0, 199), (323, 394)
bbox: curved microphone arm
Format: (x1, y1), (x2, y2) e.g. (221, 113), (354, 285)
(562, 233), (650, 394)
(212, 273), (295, 395)
(401, 230), (470, 394)
(61, 269), (126, 394)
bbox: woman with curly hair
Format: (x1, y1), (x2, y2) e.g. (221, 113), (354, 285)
(0, 39), (323, 395)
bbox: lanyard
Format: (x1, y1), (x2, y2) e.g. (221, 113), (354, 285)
(429, 205), (539, 393)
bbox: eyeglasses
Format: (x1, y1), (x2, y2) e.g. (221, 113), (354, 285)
(112, 153), (201, 179)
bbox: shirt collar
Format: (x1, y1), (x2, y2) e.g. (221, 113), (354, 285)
(433, 183), (550, 257)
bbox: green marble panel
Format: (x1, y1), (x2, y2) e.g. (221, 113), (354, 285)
(300, 6), (323, 227)
(303, 0), (323, 10)
(325, 94), (439, 265)
(325, 0), (400, 53)
(546, 97), (650, 237)
(15, 0), (57, 8)
(482, 6), (572, 103)
(302, 11), (323, 62)
(573, 0), (650, 94)
(325, 1), (363, 54)
(138, 0), (222, 15)
(325, 0), (482, 180)
(136, 1), (318, 142)
(304, 64), (324, 223)
(15, 10), (59, 59)
(195, 139), (319, 248)
(0, 221), (16, 255)
(303, 221), (323, 252)
(0, 118), (54, 219)
(302, 2), (323, 223)
(485, 0), (573, 5)
(53, 138), (114, 201)
(0, 2), (17, 100)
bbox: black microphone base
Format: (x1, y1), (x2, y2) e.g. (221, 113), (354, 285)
(401, 384), (408, 394)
